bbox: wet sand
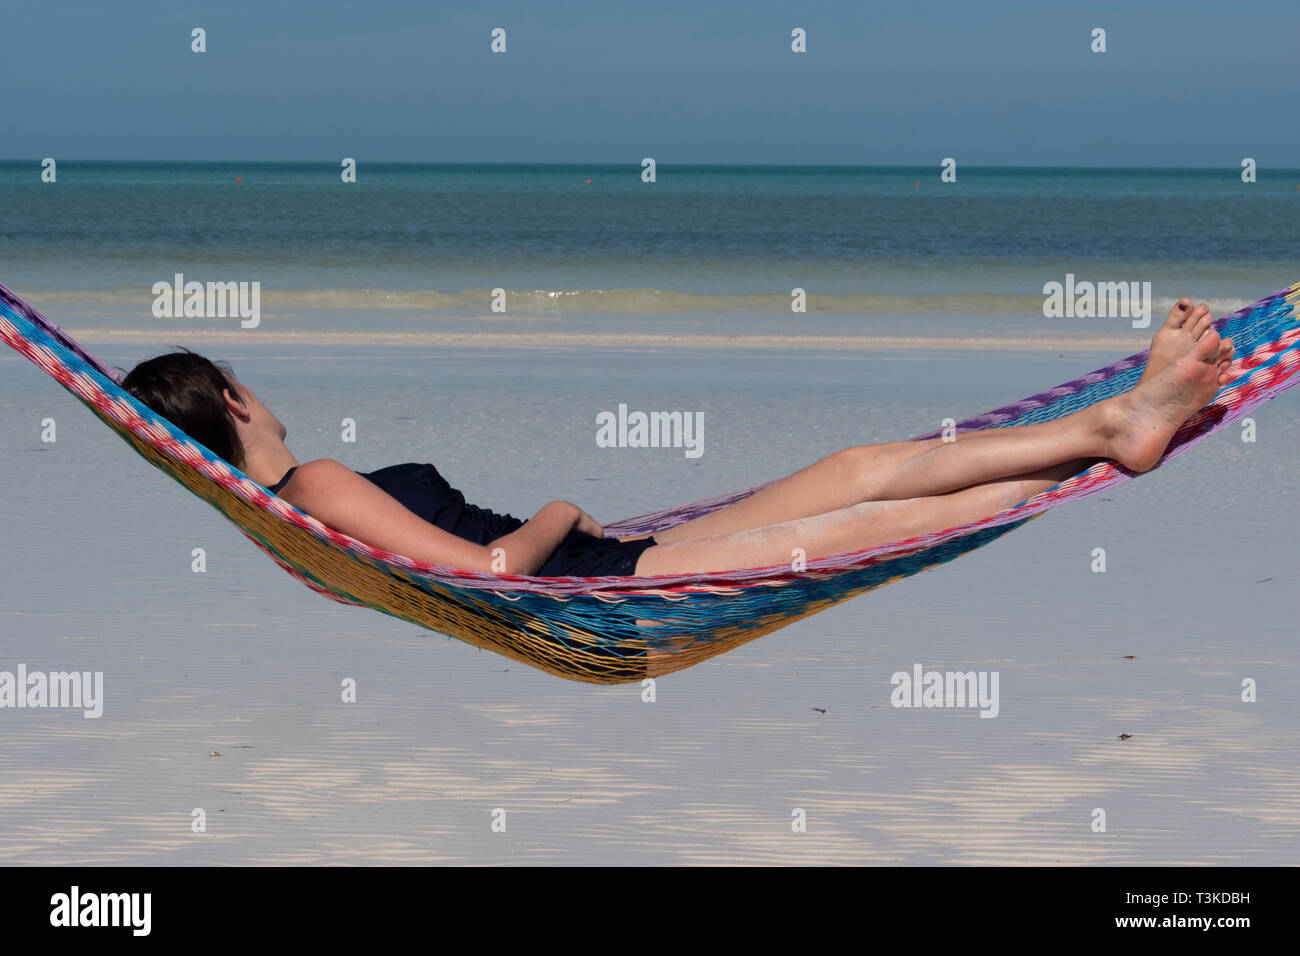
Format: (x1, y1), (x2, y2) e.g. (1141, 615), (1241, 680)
(1, 337), (1297, 864)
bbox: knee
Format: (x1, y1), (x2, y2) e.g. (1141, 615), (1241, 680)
(828, 444), (875, 480)
(829, 443), (902, 500)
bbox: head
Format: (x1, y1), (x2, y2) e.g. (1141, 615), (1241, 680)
(120, 349), (286, 470)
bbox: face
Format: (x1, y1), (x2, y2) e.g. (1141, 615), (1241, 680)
(224, 376), (287, 442)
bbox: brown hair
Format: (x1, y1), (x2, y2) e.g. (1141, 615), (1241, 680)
(120, 348), (246, 468)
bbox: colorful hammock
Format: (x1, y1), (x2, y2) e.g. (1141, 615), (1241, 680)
(3, 281), (1299, 683)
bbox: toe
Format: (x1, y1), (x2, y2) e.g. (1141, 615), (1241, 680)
(1193, 327), (1221, 361)
(1168, 298), (1194, 328)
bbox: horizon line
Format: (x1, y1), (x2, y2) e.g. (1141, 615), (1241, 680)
(3, 158), (1297, 172)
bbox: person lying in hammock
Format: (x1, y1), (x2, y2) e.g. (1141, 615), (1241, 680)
(122, 299), (1234, 579)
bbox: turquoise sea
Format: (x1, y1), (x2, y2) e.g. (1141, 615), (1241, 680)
(2, 162), (1297, 332)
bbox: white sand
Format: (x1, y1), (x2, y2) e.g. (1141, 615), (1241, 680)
(1, 339), (1296, 864)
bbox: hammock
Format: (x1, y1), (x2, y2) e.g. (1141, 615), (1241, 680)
(3, 281), (1298, 684)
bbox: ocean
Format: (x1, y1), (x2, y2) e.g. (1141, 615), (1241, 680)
(3, 161), (1296, 337)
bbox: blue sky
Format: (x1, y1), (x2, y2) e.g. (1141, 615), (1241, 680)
(4, 0), (1296, 165)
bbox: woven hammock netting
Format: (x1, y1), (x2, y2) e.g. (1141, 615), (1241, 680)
(3, 280), (1298, 683)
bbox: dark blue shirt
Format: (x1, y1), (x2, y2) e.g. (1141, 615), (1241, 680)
(267, 461), (525, 546)
(265, 460), (657, 577)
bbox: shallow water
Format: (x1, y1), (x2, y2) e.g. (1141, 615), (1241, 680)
(4, 162), (1296, 313)
(1, 341), (1297, 864)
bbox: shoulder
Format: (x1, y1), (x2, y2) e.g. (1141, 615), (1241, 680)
(277, 460), (396, 528)
(281, 459), (357, 496)
(291, 458), (349, 478)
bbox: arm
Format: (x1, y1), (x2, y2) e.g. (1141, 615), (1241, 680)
(486, 503), (581, 574)
(281, 459), (582, 575)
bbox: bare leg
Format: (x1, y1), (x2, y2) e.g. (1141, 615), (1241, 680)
(649, 428), (1095, 544)
(637, 460), (1081, 575)
(645, 302), (1233, 545)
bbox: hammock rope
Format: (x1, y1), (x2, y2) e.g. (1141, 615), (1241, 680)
(3, 280), (1298, 683)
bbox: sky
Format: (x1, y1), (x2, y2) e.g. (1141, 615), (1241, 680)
(3, 0), (1297, 166)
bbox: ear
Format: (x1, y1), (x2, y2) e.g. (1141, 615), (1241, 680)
(221, 384), (250, 421)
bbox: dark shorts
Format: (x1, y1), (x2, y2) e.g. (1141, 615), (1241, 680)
(535, 531), (658, 578)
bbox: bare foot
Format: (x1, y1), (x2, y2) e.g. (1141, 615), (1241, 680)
(1103, 322), (1225, 472)
(1141, 299), (1207, 380)
(1141, 298), (1237, 388)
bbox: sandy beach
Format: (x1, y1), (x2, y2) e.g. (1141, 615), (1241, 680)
(2, 334), (1296, 864)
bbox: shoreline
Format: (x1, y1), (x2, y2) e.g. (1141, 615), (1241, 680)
(59, 327), (1149, 352)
